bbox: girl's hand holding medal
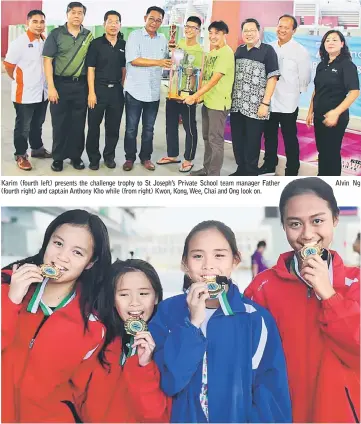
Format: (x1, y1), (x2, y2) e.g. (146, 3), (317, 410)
(187, 281), (210, 328)
(8, 263), (43, 304)
(132, 331), (156, 367)
(300, 254), (336, 300)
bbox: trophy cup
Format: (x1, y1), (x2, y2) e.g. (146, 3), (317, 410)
(168, 49), (204, 100)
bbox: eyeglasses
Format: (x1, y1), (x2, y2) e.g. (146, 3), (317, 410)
(185, 25), (199, 31)
(243, 29), (258, 34)
(148, 17), (163, 24)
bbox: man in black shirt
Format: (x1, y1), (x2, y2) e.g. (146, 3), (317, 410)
(86, 10), (126, 170)
(230, 18), (280, 176)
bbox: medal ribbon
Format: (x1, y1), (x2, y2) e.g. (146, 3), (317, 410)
(27, 279), (76, 316)
(291, 251), (333, 300)
(120, 335), (137, 366)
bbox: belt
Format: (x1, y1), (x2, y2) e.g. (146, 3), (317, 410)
(97, 81), (122, 88)
(54, 75), (86, 82)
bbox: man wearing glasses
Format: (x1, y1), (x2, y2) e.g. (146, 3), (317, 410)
(123, 6), (171, 172)
(230, 18), (279, 176)
(157, 16), (203, 173)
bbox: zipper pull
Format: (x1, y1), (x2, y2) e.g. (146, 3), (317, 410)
(307, 287), (312, 298)
(29, 339), (35, 349)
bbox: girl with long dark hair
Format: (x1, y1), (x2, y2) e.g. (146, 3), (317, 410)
(306, 30), (359, 176)
(80, 259), (171, 423)
(1, 209), (112, 423)
(149, 220), (291, 423)
(245, 177), (360, 422)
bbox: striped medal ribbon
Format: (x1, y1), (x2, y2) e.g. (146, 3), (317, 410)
(27, 279), (76, 316)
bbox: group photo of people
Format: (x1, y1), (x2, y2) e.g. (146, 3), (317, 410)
(1, 177), (360, 423)
(2, 0), (360, 176)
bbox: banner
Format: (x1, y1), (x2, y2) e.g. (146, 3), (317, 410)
(263, 32), (361, 117)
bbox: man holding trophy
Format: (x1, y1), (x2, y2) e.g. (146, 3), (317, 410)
(157, 16), (204, 173)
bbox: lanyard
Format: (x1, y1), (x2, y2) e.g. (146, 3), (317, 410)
(120, 335), (137, 366)
(27, 279), (76, 316)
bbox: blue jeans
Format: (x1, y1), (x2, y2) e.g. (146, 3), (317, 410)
(124, 92), (160, 162)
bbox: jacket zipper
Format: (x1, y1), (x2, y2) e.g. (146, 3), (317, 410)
(15, 315), (50, 421)
(345, 387), (359, 423)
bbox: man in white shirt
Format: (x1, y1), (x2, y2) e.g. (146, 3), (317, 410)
(4, 10), (51, 171)
(259, 14), (311, 176)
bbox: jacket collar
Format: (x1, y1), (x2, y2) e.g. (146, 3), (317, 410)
(63, 23), (85, 35)
(212, 281), (248, 317)
(26, 29), (45, 42)
(273, 250), (346, 287)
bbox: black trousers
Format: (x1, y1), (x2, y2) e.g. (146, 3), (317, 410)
(13, 101), (48, 156)
(86, 83), (125, 164)
(165, 99), (198, 161)
(50, 77), (87, 161)
(314, 113), (349, 176)
(263, 108), (300, 175)
(230, 112), (265, 176)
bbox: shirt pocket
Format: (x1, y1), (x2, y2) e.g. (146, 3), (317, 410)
(282, 57), (297, 73)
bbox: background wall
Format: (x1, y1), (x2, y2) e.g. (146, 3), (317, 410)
(211, 0), (294, 50)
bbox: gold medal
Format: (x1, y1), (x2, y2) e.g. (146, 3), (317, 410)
(124, 317), (148, 336)
(299, 244), (323, 261)
(203, 276), (226, 299)
(39, 264), (62, 280)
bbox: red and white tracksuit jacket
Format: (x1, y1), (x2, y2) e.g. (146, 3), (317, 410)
(245, 251), (360, 423)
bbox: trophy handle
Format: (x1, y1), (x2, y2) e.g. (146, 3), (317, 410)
(177, 67), (183, 95)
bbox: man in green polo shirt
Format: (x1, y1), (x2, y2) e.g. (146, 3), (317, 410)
(184, 20), (234, 176)
(43, 1), (93, 172)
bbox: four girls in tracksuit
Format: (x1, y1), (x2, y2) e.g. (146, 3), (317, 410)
(245, 177), (360, 423)
(79, 259), (171, 422)
(1, 209), (111, 423)
(149, 220), (292, 423)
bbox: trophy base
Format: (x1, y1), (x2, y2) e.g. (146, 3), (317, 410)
(168, 91), (195, 101)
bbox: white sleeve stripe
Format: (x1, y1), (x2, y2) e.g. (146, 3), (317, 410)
(345, 277), (358, 286)
(252, 317), (268, 370)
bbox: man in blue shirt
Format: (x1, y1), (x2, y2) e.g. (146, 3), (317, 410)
(123, 6), (172, 171)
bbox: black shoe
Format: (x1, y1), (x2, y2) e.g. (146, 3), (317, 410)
(104, 158), (116, 169)
(71, 158), (85, 170)
(51, 160), (63, 172)
(285, 169), (299, 176)
(258, 164), (276, 175)
(89, 162), (100, 171)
